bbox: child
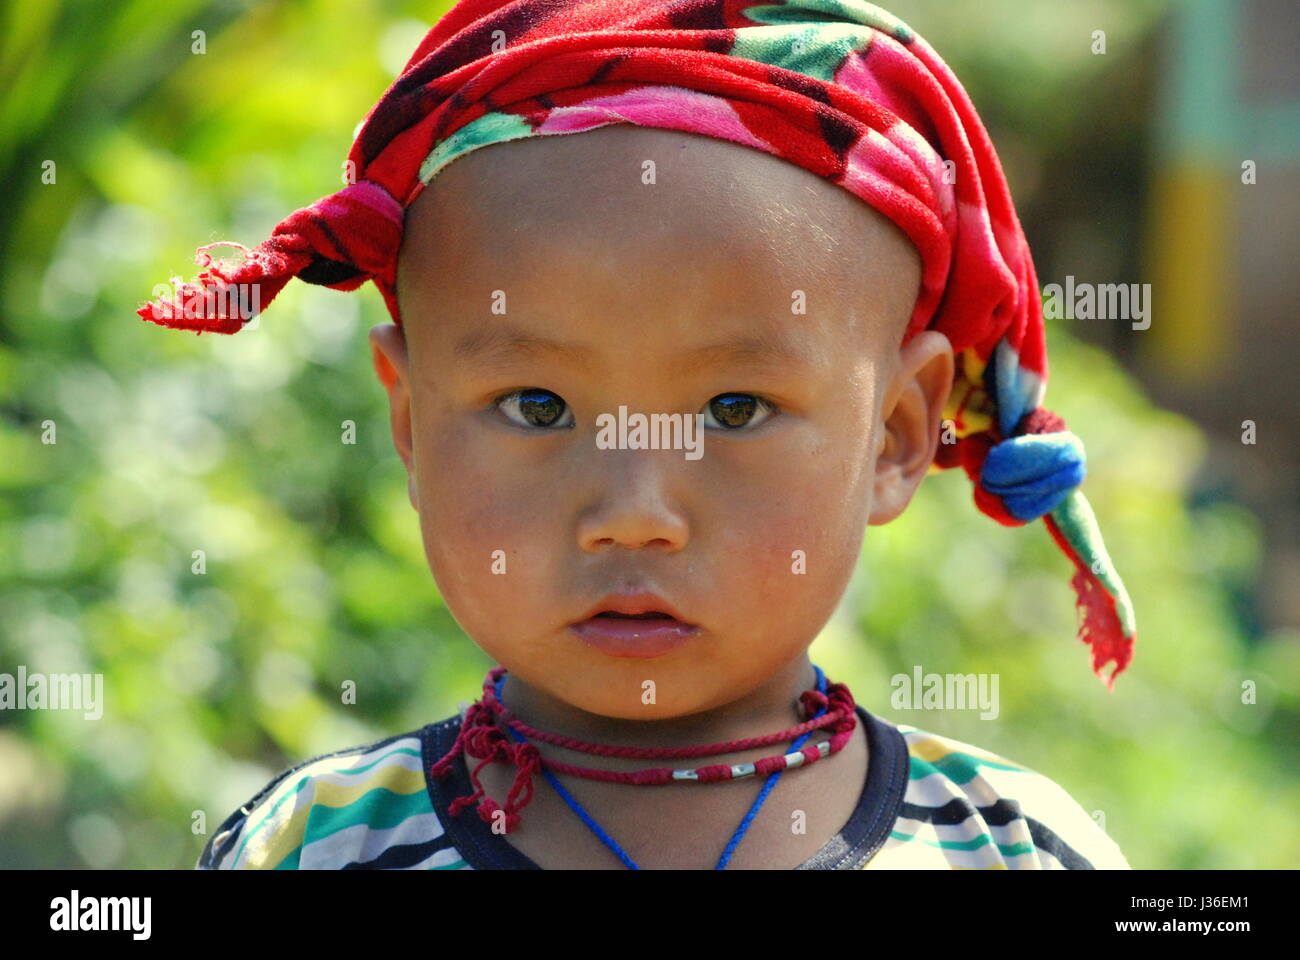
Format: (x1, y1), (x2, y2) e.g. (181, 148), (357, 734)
(141, 0), (1136, 869)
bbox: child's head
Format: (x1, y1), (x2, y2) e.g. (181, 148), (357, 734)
(374, 123), (950, 718)
(139, 0), (1137, 696)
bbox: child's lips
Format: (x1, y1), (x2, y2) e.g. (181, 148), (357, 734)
(569, 592), (700, 658)
(569, 612), (700, 658)
(574, 591), (694, 625)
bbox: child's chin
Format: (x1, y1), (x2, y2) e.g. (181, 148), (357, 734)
(533, 664), (719, 721)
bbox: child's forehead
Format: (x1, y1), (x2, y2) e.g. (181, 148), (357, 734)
(398, 125), (921, 331)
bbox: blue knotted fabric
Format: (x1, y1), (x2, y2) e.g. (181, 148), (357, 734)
(979, 431), (1087, 522)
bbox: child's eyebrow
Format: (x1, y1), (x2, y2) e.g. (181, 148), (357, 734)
(680, 333), (814, 374)
(453, 326), (598, 370)
(453, 324), (813, 374)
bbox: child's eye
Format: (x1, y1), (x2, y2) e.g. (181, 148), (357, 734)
(494, 388), (575, 429)
(701, 393), (777, 430)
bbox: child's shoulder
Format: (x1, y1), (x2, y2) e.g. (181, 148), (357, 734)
(198, 721), (466, 870)
(866, 717), (1131, 870)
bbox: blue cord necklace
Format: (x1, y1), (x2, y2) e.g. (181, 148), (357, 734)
(493, 664), (829, 870)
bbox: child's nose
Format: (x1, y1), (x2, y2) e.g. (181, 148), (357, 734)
(574, 455), (690, 553)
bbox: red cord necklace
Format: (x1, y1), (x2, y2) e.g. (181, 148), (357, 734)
(429, 665), (858, 834)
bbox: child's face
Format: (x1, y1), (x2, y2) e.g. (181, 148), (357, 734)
(378, 125), (950, 721)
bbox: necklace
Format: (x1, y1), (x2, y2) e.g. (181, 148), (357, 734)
(498, 665), (832, 869)
(429, 664), (857, 869)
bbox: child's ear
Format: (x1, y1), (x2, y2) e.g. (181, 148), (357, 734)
(868, 330), (954, 526)
(368, 323), (418, 510)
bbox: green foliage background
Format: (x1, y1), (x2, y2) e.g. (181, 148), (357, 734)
(1, 0), (1296, 869)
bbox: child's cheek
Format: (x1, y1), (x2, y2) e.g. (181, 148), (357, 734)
(725, 427), (870, 554)
(415, 444), (564, 641)
(715, 439), (869, 625)
(719, 493), (857, 620)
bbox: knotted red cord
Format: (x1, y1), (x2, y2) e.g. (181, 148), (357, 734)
(429, 666), (857, 833)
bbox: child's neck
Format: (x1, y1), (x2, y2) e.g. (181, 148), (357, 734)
(497, 656), (821, 749)
(464, 656), (870, 869)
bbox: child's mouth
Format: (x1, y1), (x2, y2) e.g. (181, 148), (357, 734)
(593, 611), (673, 619)
(570, 603), (699, 658)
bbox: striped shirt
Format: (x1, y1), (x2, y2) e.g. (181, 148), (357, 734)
(198, 705), (1130, 869)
